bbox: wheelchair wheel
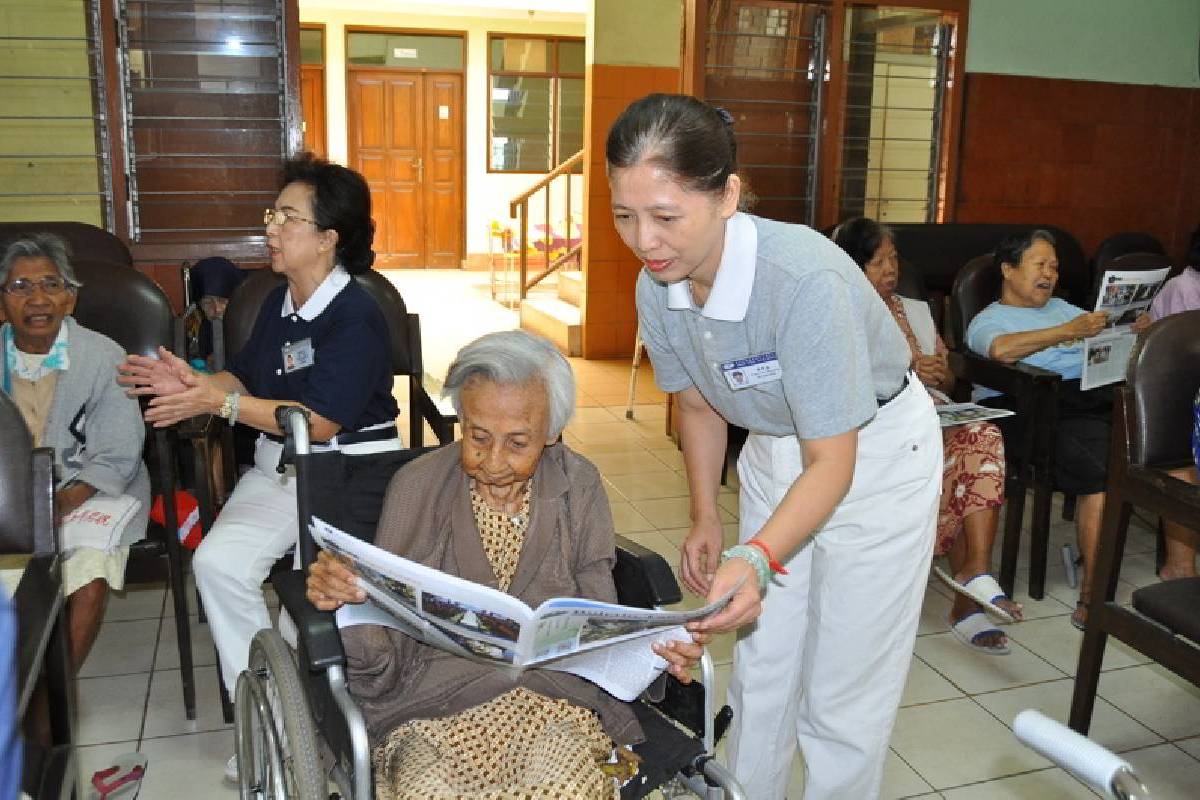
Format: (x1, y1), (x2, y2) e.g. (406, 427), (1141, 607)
(234, 629), (327, 800)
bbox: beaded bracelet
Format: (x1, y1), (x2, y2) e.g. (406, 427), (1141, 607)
(720, 544), (771, 592)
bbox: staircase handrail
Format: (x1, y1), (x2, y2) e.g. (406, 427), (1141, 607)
(508, 150), (585, 217)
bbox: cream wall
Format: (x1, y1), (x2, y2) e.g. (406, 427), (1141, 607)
(298, 4), (587, 257)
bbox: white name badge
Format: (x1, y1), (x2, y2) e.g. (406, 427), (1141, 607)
(282, 338), (315, 373)
(721, 352), (782, 390)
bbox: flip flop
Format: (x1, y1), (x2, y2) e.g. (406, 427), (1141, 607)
(88, 753), (147, 800)
(949, 610), (1010, 655)
(933, 567), (1019, 623)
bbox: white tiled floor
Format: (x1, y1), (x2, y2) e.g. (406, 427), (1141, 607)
(73, 354), (1200, 798)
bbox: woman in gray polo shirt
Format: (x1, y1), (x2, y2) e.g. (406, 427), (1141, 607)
(606, 94), (942, 800)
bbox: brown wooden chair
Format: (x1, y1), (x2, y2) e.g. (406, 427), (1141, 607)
(949, 253), (1064, 600)
(69, 258), (197, 720)
(1090, 232), (1166, 276)
(1068, 309), (1200, 734)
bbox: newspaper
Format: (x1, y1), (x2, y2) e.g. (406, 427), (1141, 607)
(1081, 267), (1170, 390)
(935, 403), (1015, 429)
(311, 517), (735, 701)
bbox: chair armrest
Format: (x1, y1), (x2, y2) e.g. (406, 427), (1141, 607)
(613, 535), (682, 608)
(271, 570), (346, 672)
(948, 351), (1061, 397)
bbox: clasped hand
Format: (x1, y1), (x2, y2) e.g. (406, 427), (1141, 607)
(117, 346), (221, 426)
(680, 519), (764, 635)
(306, 550), (711, 683)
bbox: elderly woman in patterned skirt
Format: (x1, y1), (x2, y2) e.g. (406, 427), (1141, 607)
(306, 330), (707, 798)
(834, 218), (1023, 655)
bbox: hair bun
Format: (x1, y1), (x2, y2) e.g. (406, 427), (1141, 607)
(714, 106), (735, 126)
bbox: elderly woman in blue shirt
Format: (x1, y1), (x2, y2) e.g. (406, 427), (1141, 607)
(965, 230), (1163, 627)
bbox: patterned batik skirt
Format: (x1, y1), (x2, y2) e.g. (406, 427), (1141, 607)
(372, 687), (624, 800)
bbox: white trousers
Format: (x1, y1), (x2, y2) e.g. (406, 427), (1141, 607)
(726, 377), (942, 800)
(194, 437), (299, 692)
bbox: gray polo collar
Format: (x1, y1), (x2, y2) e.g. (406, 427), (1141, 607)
(666, 212), (757, 321)
(281, 264), (350, 320)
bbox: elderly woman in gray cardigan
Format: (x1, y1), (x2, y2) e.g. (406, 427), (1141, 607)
(306, 330), (706, 798)
(0, 233), (149, 672)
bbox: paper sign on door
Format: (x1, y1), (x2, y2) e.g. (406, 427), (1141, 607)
(438, 105), (450, 120)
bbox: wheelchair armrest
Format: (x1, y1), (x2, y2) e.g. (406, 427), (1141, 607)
(613, 535), (683, 608)
(949, 351), (1061, 397)
(270, 570), (347, 671)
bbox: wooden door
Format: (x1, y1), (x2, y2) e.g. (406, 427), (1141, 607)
(300, 64), (326, 159)
(348, 69), (463, 268)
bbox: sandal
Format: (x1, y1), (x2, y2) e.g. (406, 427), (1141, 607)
(1071, 601), (1087, 632)
(933, 567), (1022, 623)
(88, 753), (147, 800)
(949, 611), (1010, 655)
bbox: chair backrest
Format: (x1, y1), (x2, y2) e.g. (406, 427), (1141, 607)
(0, 222), (132, 269)
(222, 268), (284, 362)
(223, 268), (419, 379)
(71, 258), (174, 356)
(1092, 232), (1166, 274)
(949, 254), (997, 352)
(0, 392), (35, 554)
(0, 392), (56, 556)
(888, 223), (1089, 306)
(353, 269), (416, 377)
(1126, 309), (1200, 467)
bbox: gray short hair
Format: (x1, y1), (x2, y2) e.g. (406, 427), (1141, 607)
(443, 330), (576, 440)
(0, 233), (82, 289)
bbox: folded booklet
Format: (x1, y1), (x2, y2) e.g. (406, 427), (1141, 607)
(936, 403), (1015, 428)
(60, 495), (142, 553)
(310, 517), (736, 701)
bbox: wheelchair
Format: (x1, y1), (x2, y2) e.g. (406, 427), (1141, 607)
(234, 407), (747, 800)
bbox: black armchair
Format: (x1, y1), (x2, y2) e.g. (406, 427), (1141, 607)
(223, 270), (457, 449)
(949, 254), (1064, 600)
(69, 258), (197, 720)
(1068, 310), (1200, 734)
(0, 391), (76, 798)
(1090, 232), (1165, 275)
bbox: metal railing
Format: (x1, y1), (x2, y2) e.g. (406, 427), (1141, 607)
(507, 149), (584, 300)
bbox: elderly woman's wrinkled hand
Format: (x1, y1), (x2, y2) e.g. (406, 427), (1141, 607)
(118, 346), (196, 398)
(307, 550), (365, 611)
(1131, 312), (1153, 334)
(914, 353), (949, 389)
(1067, 311), (1108, 339)
(653, 631), (711, 684)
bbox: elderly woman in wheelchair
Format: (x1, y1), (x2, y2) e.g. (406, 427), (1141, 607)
(305, 330), (708, 798)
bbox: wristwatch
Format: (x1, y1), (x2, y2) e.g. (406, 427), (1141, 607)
(218, 391), (240, 425)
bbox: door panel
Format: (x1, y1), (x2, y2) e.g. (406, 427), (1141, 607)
(423, 74), (463, 269)
(300, 65), (326, 159)
(348, 66), (463, 268)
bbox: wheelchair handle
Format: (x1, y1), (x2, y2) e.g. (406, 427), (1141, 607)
(1013, 710), (1150, 799)
(274, 406), (312, 474)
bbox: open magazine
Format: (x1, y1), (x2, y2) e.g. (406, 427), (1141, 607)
(936, 403), (1015, 428)
(1081, 267), (1171, 390)
(310, 517), (736, 701)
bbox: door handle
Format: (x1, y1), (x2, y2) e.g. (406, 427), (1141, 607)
(415, 157), (423, 183)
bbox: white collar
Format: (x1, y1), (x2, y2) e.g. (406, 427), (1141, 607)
(665, 212), (757, 321)
(281, 265), (350, 321)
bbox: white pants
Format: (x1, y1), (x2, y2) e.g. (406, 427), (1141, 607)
(194, 437), (299, 692)
(726, 377), (942, 800)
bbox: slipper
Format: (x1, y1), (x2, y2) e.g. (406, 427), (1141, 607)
(88, 753), (147, 800)
(949, 611), (1010, 655)
(933, 567), (1019, 623)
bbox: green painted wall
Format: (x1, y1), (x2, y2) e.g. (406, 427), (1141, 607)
(590, 0), (681, 67)
(0, 0), (103, 226)
(966, 0), (1200, 88)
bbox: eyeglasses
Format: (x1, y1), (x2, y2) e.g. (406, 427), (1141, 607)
(263, 208), (318, 227)
(1, 276), (71, 297)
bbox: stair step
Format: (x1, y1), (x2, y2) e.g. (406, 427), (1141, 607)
(519, 297), (581, 356)
(558, 270), (583, 306)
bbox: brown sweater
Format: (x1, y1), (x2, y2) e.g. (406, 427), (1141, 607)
(340, 441), (645, 746)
